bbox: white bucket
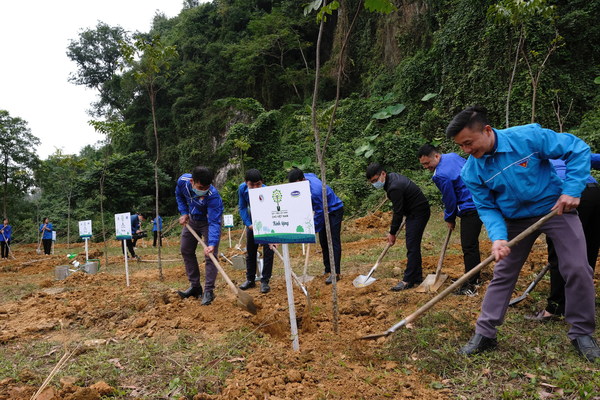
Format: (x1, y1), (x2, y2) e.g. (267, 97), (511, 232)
(55, 265), (70, 280)
(83, 261), (98, 274)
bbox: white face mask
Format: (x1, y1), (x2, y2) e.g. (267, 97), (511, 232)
(192, 188), (209, 197)
(372, 180), (384, 189)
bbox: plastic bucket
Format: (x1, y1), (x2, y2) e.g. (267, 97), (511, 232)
(55, 265), (70, 280)
(83, 261), (98, 274)
(231, 255), (246, 270)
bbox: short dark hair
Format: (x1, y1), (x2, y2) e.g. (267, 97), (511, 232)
(445, 105), (490, 138)
(366, 163), (384, 180)
(417, 144), (440, 158)
(138, 212), (147, 219)
(244, 169), (262, 183)
(191, 166), (214, 186)
(287, 167), (304, 183)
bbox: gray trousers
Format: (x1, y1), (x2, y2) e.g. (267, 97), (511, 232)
(180, 219), (219, 291)
(475, 213), (595, 340)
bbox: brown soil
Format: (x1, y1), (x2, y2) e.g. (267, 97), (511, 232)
(0, 214), (592, 399)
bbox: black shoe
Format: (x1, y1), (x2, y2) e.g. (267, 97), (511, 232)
(177, 286), (203, 299)
(325, 274), (340, 285)
(459, 333), (498, 355)
(390, 281), (414, 291)
(454, 283), (477, 296)
(524, 310), (562, 322)
(201, 290), (215, 306)
(260, 281), (270, 293)
(239, 280), (256, 290)
(571, 335), (600, 362)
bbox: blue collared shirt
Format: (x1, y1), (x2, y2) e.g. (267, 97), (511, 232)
(238, 182), (267, 227)
(175, 173), (224, 246)
(432, 153), (477, 222)
(0, 224), (11, 240)
(304, 173), (344, 233)
(40, 223), (53, 240)
(461, 124), (590, 242)
(152, 216), (163, 232)
(131, 214), (141, 232)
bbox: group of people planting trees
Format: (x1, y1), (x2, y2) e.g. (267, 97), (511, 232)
(173, 105), (600, 363)
(1, 105), (597, 363)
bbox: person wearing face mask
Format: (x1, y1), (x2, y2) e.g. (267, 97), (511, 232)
(237, 169), (275, 293)
(175, 166), (224, 306)
(417, 144), (483, 295)
(366, 163), (431, 291)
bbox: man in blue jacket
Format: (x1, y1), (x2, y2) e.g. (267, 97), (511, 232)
(238, 169), (275, 293)
(0, 218), (12, 258)
(175, 166), (224, 305)
(125, 212), (145, 259)
(417, 144), (483, 295)
(288, 168), (344, 284)
(446, 105), (599, 362)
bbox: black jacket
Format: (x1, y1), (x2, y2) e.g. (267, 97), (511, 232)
(384, 172), (430, 234)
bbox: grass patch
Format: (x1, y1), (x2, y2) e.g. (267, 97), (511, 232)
(382, 309), (600, 399)
(0, 329), (260, 398)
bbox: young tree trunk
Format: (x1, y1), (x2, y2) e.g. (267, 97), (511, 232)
(311, 7), (340, 334)
(67, 192), (72, 248)
(150, 89), (164, 281)
(3, 154), (8, 218)
(100, 167), (109, 269)
(505, 26), (524, 128)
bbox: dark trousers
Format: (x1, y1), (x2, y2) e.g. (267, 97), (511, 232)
(153, 231), (162, 247)
(403, 206), (431, 284)
(181, 219), (219, 291)
(1, 239), (9, 258)
(475, 213), (595, 340)
(460, 210), (483, 283)
(319, 207), (344, 275)
(42, 238), (52, 255)
(545, 184), (600, 315)
(122, 239), (136, 258)
(246, 228), (274, 282)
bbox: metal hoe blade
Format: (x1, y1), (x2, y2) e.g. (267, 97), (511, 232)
(509, 263), (551, 306)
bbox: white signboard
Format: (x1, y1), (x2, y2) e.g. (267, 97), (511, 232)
(79, 220), (92, 238)
(115, 213), (132, 240)
(223, 214), (234, 228)
(51, 231), (56, 241)
(248, 181), (315, 244)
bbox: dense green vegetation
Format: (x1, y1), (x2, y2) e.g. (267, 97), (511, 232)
(1, 0), (599, 242)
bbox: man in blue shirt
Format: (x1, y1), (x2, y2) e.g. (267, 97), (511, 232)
(446, 105), (598, 362)
(0, 218), (12, 258)
(175, 166), (224, 306)
(366, 163), (431, 291)
(39, 217), (53, 255)
(417, 144), (483, 295)
(288, 168), (344, 284)
(152, 215), (163, 247)
(238, 169), (275, 293)
(126, 212), (146, 259)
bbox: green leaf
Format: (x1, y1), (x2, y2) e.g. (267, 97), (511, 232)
(367, 133), (379, 141)
(372, 110), (391, 120)
(364, 149), (374, 158)
(283, 160), (293, 169)
(387, 104), (406, 115)
(364, 0), (395, 14)
(421, 93), (438, 101)
(355, 144), (370, 155)
(595, 76), (600, 84)
(430, 381), (444, 390)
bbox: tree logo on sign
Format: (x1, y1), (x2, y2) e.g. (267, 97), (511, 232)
(272, 189), (283, 211)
